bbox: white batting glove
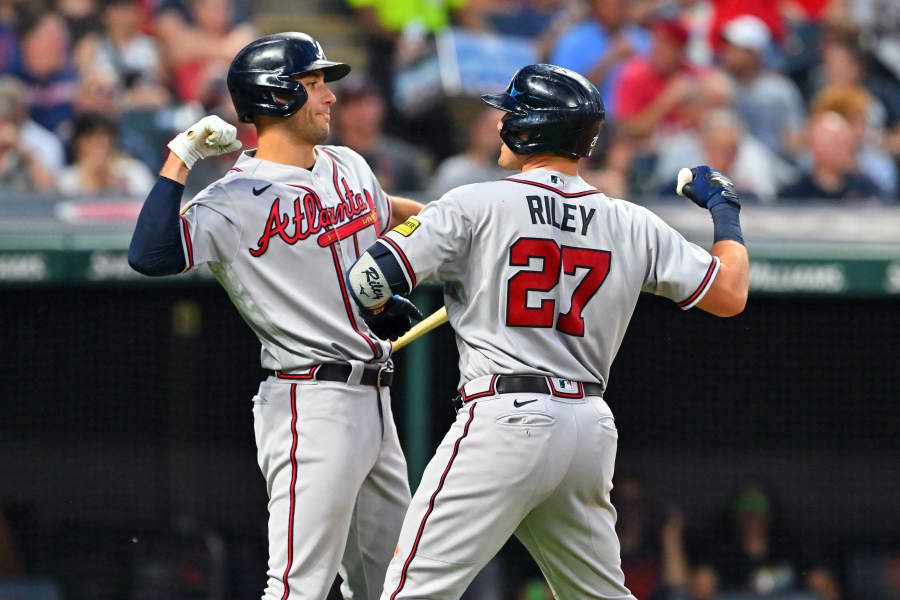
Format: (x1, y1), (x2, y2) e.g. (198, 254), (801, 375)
(167, 115), (242, 169)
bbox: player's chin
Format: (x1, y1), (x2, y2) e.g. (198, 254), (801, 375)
(306, 123), (330, 145)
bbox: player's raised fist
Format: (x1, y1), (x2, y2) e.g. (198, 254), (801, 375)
(167, 115), (243, 169)
(676, 166), (740, 210)
(361, 295), (423, 341)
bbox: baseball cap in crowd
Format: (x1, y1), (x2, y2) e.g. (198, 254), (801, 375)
(652, 18), (689, 47)
(721, 15), (772, 54)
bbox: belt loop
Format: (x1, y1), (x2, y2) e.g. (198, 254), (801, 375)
(346, 360), (365, 385)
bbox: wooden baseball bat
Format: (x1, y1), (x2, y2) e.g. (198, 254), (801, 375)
(392, 306), (448, 351)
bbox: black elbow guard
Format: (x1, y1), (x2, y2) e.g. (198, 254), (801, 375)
(370, 241), (411, 296)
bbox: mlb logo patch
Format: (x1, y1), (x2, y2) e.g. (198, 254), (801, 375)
(547, 377), (582, 397)
(392, 217), (420, 237)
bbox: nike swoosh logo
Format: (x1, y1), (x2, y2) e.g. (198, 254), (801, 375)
(513, 399), (538, 408)
(252, 183), (272, 196)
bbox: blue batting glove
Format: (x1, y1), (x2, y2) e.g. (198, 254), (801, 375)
(676, 166), (740, 210)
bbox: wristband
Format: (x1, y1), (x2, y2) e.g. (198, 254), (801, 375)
(710, 202), (743, 245)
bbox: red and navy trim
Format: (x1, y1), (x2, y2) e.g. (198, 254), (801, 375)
(274, 366), (320, 380)
(180, 215), (194, 268)
(503, 178), (604, 199)
(546, 377), (584, 399)
(460, 374), (499, 402)
(228, 166), (243, 173)
(280, 384), (300, 600)
(321, 148), (345, 205)
(284, 182), (382, 359)
(384, 195), (392, 235)
(330, 243), (382, 360)
(678, 258), (718, 308)
(390, 402), (478, 600)
(321, 147), (380, 238)
(380, 236), (417, 288)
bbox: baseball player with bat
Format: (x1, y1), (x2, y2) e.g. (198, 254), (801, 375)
(347, 64), (749, 599)
(128, 33), (425, 600)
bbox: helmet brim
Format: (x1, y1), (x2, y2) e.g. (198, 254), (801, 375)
(290, 61), (351, 82)
(481, 93), (525, 115)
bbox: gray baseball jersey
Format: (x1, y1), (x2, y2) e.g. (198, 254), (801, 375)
(179, 146), (394, 371)
(178, 145), (411, 600)
(377, 168), (719, 389)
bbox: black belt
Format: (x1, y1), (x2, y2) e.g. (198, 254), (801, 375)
(455, 375), (604, 410)
(272, 363), (393, 388)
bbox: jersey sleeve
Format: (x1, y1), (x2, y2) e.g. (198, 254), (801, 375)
(640, 208), (720, 310)
(339, 146), (393, 234)
(178, 184), (242, 271)
(378, 189), (473, 287)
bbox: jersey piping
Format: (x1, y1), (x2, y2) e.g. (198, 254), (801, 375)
(280, 383), (300, 600)
(180, 215), (194, 269)
(390, 402), (478, 600)
(677, 257), (719, 308)
(284, 180), (382, 360)
(503, 177), (605, 198)
(380, 237), (417, 288)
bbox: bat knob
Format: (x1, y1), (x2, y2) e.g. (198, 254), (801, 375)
(676, 168), (693, 197)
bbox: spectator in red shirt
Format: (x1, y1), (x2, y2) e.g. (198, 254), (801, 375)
(612, 19), (699, 143)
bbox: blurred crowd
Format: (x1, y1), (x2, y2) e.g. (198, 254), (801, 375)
(608, 476), (841, 600)
(502, 476), (846, 600)
(0, 475), (858, 599)
(0, 0), (897, 203)
(347, 0), (900, 203)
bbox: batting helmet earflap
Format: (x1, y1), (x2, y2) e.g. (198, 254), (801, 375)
(227, 32), (351, 123)
(481, 64), (605, 159)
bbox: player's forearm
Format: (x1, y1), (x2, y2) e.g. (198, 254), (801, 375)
(701, 241), (749, 316)
(159, 151), (190, 184)
(679, 168), (749, 317)
(347, 241), (423, 340)
(388, 195), (424, 229)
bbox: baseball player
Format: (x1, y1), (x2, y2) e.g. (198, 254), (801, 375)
(346, 64), (749, 599)
(128, 33), (425, 600)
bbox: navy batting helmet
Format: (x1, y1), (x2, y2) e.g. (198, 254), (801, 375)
(227, 32), (351, 123)
(481, 64), (605, 159)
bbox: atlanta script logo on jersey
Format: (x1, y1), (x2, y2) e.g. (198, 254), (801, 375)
(249, 182), (377, 256)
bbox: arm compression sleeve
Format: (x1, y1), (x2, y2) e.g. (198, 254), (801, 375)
(128, 176), (187, 276)
(710, 202), (744, 245)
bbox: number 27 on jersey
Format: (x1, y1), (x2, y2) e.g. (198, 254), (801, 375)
(506, 237), (611, 337)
